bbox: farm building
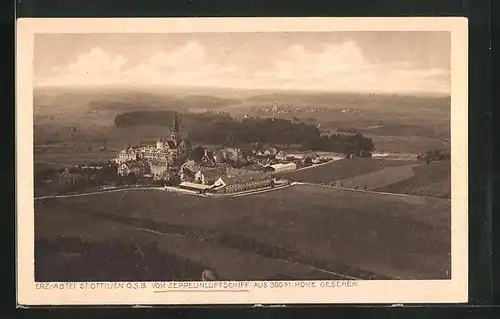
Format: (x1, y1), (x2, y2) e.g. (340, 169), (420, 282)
(149, 160), (169, 180)
(195, 167), (225, 185)
(179, 160), (202, 182)
(180, 161), (230, 183)
(286, 153), (306, 160)
(179, 181), (214, 193)
(211, 171), (273, 194)
(115, 147), (138, 163)
(213, 147), (245, 163)
(226, 167), (252, 176)
(276, 151), (287, 161)
(266, 162), (297, 173)
(241, 163), (267, 172)
(117, 161), (149, 177)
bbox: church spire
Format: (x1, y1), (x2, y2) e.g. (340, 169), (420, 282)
(172, 111), (179, 133)
(171, 112), (181, 145)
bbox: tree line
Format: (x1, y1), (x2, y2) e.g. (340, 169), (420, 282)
(189, 118), (375, 155)
(417, 149), (451, 161)
(114, 111), (375, 155)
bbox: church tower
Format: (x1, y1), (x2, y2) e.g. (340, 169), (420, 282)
(156, 137), (164, 149)
(171, 112), (181, 146)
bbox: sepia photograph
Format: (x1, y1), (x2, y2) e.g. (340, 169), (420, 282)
(16, 18), (468, 305)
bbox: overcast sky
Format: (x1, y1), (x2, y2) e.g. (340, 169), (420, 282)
(34, 32), (450, 95)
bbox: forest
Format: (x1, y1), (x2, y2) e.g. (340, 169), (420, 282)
(114, 110), (231, 128)
(188, 117), (374, 155)
(114, 111), (375, 155)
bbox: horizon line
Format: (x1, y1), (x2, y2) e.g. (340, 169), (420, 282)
(33, 83), (451, 98)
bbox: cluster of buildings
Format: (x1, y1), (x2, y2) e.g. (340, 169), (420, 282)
(113, 113), (285, 194)
(113, 112), (339, 194)
(178, 162), (274, 194)
(256, 103), (337, 116)
(115, 112), (192, 180)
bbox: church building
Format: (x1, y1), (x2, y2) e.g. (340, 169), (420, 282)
(141, 112), (192, 169)
(116, 112), (193, 177)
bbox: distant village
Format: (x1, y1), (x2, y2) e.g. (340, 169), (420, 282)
(253, 103), (359, 117)
(113, 112), (335, 194)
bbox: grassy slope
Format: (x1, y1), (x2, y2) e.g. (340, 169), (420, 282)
(276, 158), (416, 184)
(36, 185), (450, 279)
(35, 200), (349, 281)
(376, 161), (451, 198)
(35, 211), (207, 281)
(331, 165), (417, 190)
(277, 158), (450, 198)
(366, 135), (449, 154)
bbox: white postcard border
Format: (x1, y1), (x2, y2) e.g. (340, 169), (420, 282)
(16, 17), (468, 305)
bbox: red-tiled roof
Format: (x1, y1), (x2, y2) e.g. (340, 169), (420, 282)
(199, 168), (223, 178)
(150, 160), (168, 166)
(220, 171), (271, 185)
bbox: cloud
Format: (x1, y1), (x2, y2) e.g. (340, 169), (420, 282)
(126, 41), (240, 84)
(36, 47), (129, 85)
(35, 40), (449, 94)
(63, 47), (128, 75)
(147, 41), (206, 69)
(35, 42), (241, 87)
(253, 42), (449, 94)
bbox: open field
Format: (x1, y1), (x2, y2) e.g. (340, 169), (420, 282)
(278, 158), (451, 198)
(36, 194), (352, 281)
(365, 135), (449, 154)
(36, 184), (451, 280)
(36, 237), (207, 282)
(35, 148), (117, 166)
(376, 161), (451, 198)
(277, 158), (417, 185)
(331, 165), (418, 190)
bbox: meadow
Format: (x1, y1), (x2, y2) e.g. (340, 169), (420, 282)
(36, 184), (451, 280)
(277, 158), (451, 198)
(277, 158), (416, 184)
(36, 192), (353, 281)
(376, 161), (451, 198)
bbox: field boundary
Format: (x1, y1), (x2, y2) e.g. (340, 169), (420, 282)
(35, 183), (292, 201)
(207, 184), (291, 198)
(137, 226), (360, 280)
(293, 182), (452, 201)
(34, 179), (451, 202)
(290, 160), (335, 172)
(34, 186), (165, 200)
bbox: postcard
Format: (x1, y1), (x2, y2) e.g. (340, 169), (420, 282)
(16, 17), (468, 305)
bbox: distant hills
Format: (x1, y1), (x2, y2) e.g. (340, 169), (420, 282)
(34, 85), (450, 115)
